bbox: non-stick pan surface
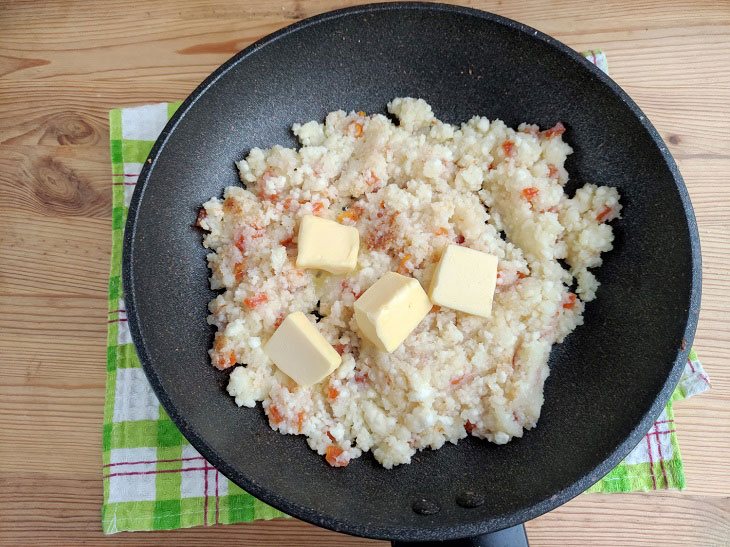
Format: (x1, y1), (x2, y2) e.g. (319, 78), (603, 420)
(122, 3), (701, 542)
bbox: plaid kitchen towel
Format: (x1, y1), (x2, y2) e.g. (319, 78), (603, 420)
(102, 50), (711, 533)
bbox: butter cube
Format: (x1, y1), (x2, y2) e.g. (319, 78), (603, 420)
(296, 215), (359, 274)
(354, 272), (431, 353)
(264, 312), (341, 386)
(428, 245), (498, 317)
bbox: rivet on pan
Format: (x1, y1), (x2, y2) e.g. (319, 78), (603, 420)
(412, 496), (440, 515)
(456, 491), (485, 508)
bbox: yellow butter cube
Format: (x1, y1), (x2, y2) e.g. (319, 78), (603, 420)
(428, 245), (498, 317)
(354, 272), (431, 353)
(264, 312), (342, 386)
(296, 215), (359, 274)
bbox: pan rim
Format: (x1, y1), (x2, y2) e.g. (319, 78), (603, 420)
(122, 2), (702, 541)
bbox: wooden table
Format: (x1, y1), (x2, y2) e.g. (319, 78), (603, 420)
(1, 1), (729, 544)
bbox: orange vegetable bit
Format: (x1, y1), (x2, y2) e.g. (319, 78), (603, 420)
(332, 344), (346, 356)
(234, 236), (245, 253)
(517, 271), (528, 279)
(357, 110), (366, 117)
(349, 121), (363, 138)
(542, 122), (566, 139)
(279, 236), (294, 247)
(311, 202), (325, 215)
(465, 420), (476, 434)
(563, 292), (577, 309)
(273, 314), (285, 329)
(488, 161), (495, 170)
(596, 206), (612, 222)
(337, 206), (362, 223)
(502, 140), (515, 157)
(297, 412), (304, 433)
(326, 431), (336, 442)
(434, 227), (448, 236)
(355, 371), (369, 384)
(548, 165), (559, 178)
(268, 405), (284, 425)
(244, 293), (268, 309)
(327, 385), (339, 400)
(325, 445), (349, 467)
(522, 187), (539, 201)
(397, 254), (411, 275)
(450, 375), (464, 385)
(233, 260), (246, 282)
(214, 349), (236, 370)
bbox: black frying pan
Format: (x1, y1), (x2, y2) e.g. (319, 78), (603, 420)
(122, 3), (701, 544)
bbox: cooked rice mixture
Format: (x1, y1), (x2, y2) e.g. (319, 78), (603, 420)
(197, 98), (621, 468)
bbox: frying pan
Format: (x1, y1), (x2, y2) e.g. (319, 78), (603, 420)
(122, 3), (701, 544)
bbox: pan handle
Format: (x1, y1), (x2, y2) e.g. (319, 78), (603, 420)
(391, 523), (528, 547)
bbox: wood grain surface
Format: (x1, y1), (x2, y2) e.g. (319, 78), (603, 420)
(1, 1), (729, 545)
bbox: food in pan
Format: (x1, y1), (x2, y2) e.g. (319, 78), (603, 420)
(196, 98), (621, 468)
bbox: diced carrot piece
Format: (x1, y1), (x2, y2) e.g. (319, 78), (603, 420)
(435, 227), (448, 236)
(397, 254), (411, 275)
(234, 235), (246, 253)
(355, 371), (369, 384)
(357, 110), (366, 117)
(543, 122), (566, 138)
(465, 420), (476, 434)
(274, 314), (285, 328)
(502, 140), (515, 157)
(349, 122), (363, 138)
(563, 293), (577, 309)
(488, 161), (495, 170)
(244, 293), (268, 309)
(327, 431), (336, 442)
(312, 202), (324, 214)
(297, 412), (304, 432)
(268, 405), (283, 424)
(337, 206), (362, 223)
(522, 187), (539, 201)
(215, 350), (236, 370)
(327, 386), (339, 399)
(451, 375), (463, 385)
(279, 236), (294, 247)
(518, 271), (528, 279)
(333, 344), (346, 356)
(596, 206), (612, 222)
(325, 445), (348, 467)
(548, 165), (559, 178)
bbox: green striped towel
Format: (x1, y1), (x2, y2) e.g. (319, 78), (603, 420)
(103, 50), (711, 533)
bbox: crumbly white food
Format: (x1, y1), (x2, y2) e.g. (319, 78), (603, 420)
(197, 98), (621, 468)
